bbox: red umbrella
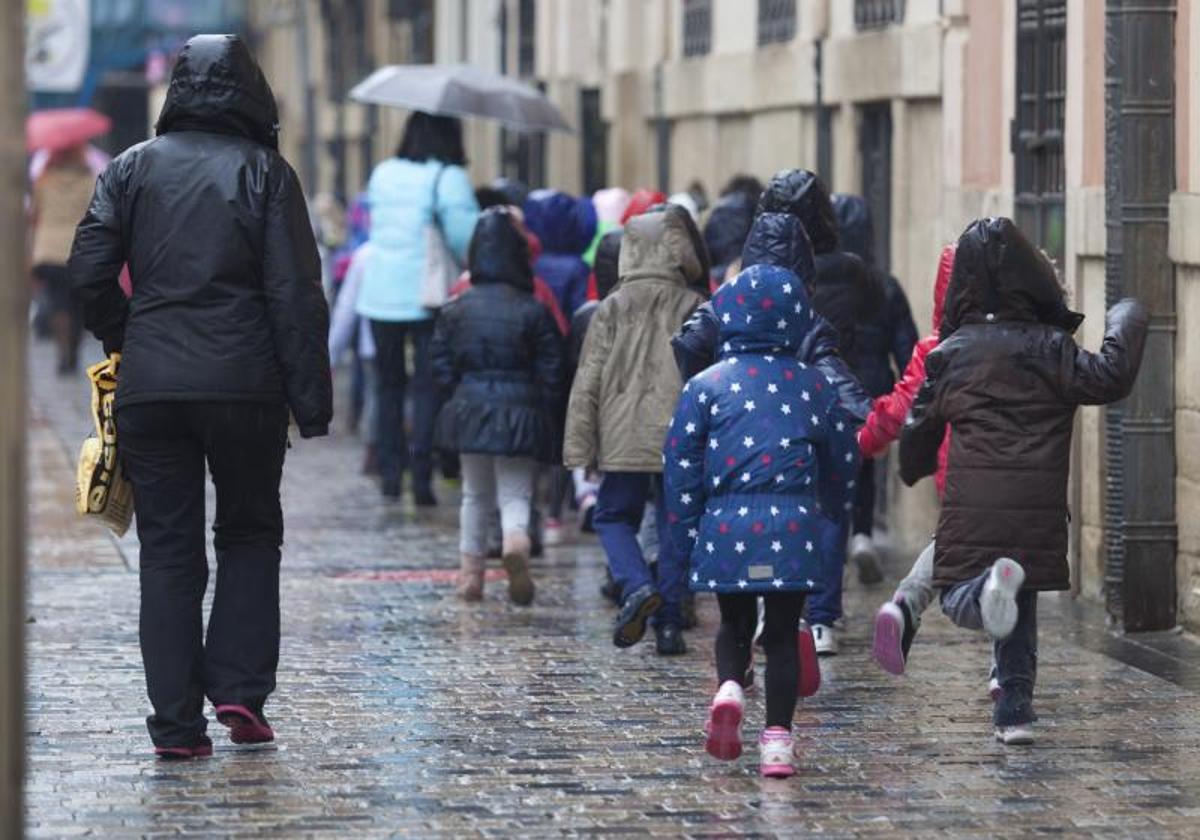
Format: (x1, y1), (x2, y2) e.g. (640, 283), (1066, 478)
(26, 108), (112, 153)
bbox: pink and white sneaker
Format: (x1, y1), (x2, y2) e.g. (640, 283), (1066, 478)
(758, 727), (796, 778)
(704, 680), (745, 761)
(797, 622), (821, 697)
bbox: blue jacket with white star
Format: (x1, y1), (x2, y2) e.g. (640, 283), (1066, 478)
(664, 264), (860, 595)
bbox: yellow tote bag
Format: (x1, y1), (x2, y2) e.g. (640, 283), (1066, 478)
(75, 353), (135, 536)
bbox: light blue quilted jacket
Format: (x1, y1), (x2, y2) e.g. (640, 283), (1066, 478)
(356, 158), (479, 323)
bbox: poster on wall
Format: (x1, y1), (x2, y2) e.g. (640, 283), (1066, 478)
(25, 0), (91, 93)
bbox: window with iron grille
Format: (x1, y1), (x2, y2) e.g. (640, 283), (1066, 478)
(1013, 0), (1066, 263)
(519, 0), (536, 77)
(683, 0), (712, 58)
(387, 0), (434, 64)
(757, 0), (796, 46)
(854, 0), (905, 30)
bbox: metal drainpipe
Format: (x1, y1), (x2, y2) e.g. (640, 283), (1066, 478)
(296, 0), (318, 196)
(1103, 0), (1178, 632)
(0, 0), (26, 832)
(814, 38), (831, 183)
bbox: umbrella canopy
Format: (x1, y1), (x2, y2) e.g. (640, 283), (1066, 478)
(26, 108), (112, 153)
(349, 64), (572, 133)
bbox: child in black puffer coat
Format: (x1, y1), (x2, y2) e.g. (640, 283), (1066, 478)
(433, 207), (567, 606)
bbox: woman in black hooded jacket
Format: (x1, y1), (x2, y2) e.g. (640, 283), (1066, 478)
(433, 208), (566, 606)
(69, 35), (331, 758)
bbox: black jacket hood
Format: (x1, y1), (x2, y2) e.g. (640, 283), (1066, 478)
(741, 212), (817, 296)
(156, 34), (280, 149)
(593, 229), (622, 300)
(703, 191), (756, 274)
(468, 208), (533, 292)
(832, 194), (874, 266)
(943, 216), (1083, 338)
(757, 169), (839, 254)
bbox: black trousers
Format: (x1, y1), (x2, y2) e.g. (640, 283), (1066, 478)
(851, 458), (877, 536)
(370, 319), (437, 492)
(716, 592), (806, 729)
(117, 401), (288, 747)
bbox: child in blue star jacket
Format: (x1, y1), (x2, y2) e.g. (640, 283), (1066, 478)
(664, 262), (859, 778)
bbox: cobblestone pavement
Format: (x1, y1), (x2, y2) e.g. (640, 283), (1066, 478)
(23, 342), (1200, 838)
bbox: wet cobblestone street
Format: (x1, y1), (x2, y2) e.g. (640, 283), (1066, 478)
(23, 344), (1200, 838)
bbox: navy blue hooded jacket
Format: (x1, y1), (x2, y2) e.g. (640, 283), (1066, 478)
(523, 189), (597, 319)
(664, 264), (860, 594)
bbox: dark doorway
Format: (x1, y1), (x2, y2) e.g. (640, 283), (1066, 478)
(1013, 0), (1066, 264)
(858, 102), (892, 274)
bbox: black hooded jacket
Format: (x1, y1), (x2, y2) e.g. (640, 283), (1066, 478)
(69, 35), (332, 437)
(671, 191), (874, 421)
(703, 191), (756, 286)
(832, 194), (918, 397)
(432, 209), (566, 462)
(569, 229), (621, 371)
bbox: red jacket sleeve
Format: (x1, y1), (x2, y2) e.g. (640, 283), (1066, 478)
(858, 334), (935, 458)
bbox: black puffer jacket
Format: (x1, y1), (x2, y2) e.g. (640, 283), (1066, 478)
(69, 35), (331, 437)
(833, 194), (918, 397)
(433, 209), (566, 462)
(671, 206), (873, 421)
(900, 218), (1148, 591)
(570, 229), (621, 371)
(703, 192), (756, 286)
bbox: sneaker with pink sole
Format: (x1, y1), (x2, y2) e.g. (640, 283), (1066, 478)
(704, 680), (745, 761)
(155, 734), (213, 760)
(214, 704), (275, 745)
(758, 727), (796, 778)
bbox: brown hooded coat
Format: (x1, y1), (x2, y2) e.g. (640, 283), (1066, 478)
(564, 206), (706, 473)
(899, 217), (1148, 591)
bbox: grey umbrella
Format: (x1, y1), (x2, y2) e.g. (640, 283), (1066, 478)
(349, 64), (572, 133)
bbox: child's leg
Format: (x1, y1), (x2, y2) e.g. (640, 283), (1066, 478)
(715, 594), (758, 685)
(592, 473), (652, 601)
(459, 454), (497, 558)
(895, 539), (937, 623)
(805, 515), (848, 642)
(993, 590), (1038, 728)
(650, 476), (687, 630)
(939, 573), (987, 631)
(760, 592), (806, 729)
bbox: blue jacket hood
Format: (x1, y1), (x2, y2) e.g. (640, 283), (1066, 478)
(741, 213), (816, 295)
(713, 264), (816, 356)
(523, 189), (598, 255)
(831, 193), (874, 266)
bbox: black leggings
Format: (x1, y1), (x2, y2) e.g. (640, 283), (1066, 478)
(716, 592), (806, 729)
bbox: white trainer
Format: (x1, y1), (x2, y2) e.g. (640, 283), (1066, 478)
(811, 623), (838, 656)
(994, 724), (1035, 745)
(758, 727), (796, 778)
(980, 558), (1025, 640)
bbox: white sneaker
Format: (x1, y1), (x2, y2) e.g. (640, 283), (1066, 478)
(811, 623), (838, 656)
(980, 558), (1025, 640)
(543, 519), (565, 547)
(994, 724), (1035, 745)
(758, 727), (796, 778)
(849, 533), (883, 584)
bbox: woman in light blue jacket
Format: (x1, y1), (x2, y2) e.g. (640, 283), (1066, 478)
(357, 112), (479, 503)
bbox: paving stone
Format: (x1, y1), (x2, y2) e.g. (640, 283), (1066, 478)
(22, 341), (1200, 838)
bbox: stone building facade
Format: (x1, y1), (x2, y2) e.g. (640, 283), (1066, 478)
(248, 0), (1198, 633)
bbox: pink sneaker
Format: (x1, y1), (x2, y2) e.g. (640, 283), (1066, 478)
(214, 704), (275, 745)
(873, 601), (908, 676)
(704, 680), (744, 761)
(797, 623), (821, 697)
(758, 727), (796, 778)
